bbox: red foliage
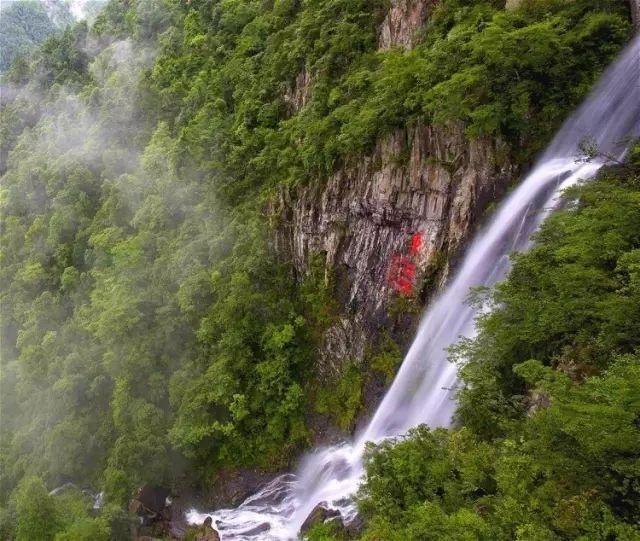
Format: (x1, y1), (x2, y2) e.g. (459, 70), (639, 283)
(387, 255), (416, 295)
(409, 232), (423, 256)
(387, 231), (423, 295)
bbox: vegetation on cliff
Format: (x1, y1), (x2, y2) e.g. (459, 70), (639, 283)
(0, 0), (636, 538)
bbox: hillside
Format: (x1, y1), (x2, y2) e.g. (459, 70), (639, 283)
(0, 1), (638, 540)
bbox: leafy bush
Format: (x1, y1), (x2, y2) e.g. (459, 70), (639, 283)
(14, 477), (59, 541)
(357, 355), (640, 540)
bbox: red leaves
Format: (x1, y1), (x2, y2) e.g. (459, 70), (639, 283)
(409, 231), (423, 256)
(387, 232), (423, 295)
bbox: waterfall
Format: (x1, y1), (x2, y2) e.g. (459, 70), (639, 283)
(187, 35), (640, 540)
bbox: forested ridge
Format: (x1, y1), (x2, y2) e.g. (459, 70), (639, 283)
(0, 0), (637, 539)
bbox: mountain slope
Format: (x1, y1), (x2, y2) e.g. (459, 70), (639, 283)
(0, 1), (637, 539)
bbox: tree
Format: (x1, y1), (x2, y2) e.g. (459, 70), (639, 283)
(14, 477), (59, 541)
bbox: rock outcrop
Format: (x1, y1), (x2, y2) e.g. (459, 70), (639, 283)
(299, 503), (342, 535)
(203, 468), (278, 509)
(526, 389), (551, 417)
(630, 0), (640, 31)
(284, 67), (312, 113)
(273, 122), (514, 378)
(378, 0), (438, 49)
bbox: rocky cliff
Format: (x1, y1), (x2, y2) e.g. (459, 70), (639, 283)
(272, 0), (518, 380)
(274, 121), (514, 378)
(377, 0), (437, 49)
(630, 0), (640, 30)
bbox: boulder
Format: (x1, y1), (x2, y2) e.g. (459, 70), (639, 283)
(205, 468), (277, 509)
(342, 514), (366, 538)
(130, 486), (172, 540)
(134, 485), (170, 515)
(194, 517), (221, 541)
(299, 504), (342, 535)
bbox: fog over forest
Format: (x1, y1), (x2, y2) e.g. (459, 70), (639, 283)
(1, 1), (639, 540)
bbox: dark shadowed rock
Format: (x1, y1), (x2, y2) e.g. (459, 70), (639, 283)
(342, 514), (366, 538)
(631, 0), (640, 31)
(130, 486), (172, 540)
(133, 485), (170, 515)
(206, 468), (279, 509)
(299, 504), (342, 535)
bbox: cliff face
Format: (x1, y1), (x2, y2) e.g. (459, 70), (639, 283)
(284, 67), (312, 113)
(377, 0), (438, 49)
(631, 0), (640, 30)
(274, 122), (513, 377)
(272, 0), (516, 379)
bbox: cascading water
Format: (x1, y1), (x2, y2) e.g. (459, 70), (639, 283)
(188, 35), (640, 540)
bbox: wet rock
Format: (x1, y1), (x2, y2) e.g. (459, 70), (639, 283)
(205, 468), (279, 509)
(342, 514), (365, 538)
(130, 486), (172, 540)
(305, 410), (351, 447)
(131, 485), (170, 516)
(194, 517), (221, 541)
(164, 493), (191, 540)
(299, 504), (342, 535)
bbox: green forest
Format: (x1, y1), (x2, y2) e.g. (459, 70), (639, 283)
(0, 1), (80, 73)
(0, 0), (638, 539)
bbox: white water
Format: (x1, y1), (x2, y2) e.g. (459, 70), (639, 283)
(188, 36), (640, 540)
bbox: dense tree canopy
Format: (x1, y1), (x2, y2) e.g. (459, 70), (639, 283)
(0, 1), (74, 73)
(0, 0), (636, 538)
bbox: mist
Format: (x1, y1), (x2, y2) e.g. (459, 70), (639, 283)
(0, 0), (223, 528)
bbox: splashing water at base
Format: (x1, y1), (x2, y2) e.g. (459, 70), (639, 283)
(187, 36), (640, 540)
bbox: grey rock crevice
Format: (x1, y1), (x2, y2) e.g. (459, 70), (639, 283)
(630, 0), (640, 31)
(272, 122), (514, 377)
(377, 0), (438, 49)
